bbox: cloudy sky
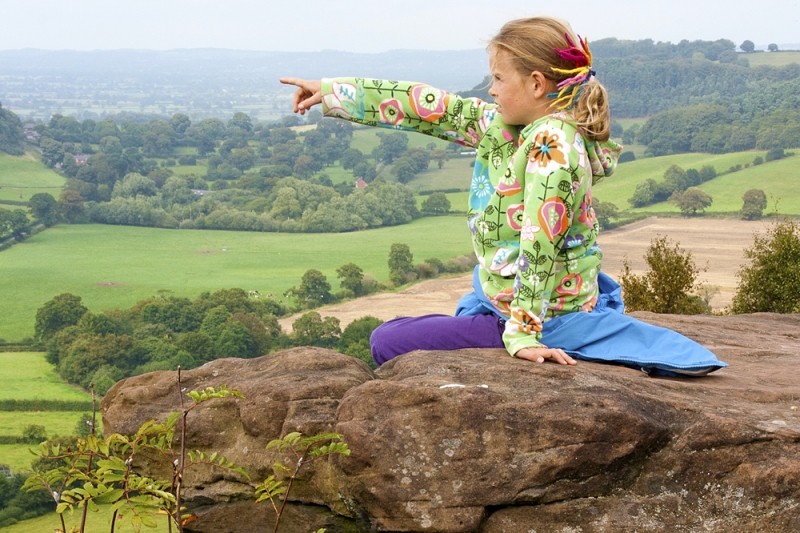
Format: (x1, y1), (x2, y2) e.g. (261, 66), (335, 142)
(1, 0), (798, 52)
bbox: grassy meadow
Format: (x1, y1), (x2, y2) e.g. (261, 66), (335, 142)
(1, 505), (170, 533)
(0, 152), (65, 202)
(0, 216), (471, 341)
(0, 352), (96, 473)
(743, 50), (800, 67)
(594, 150), (773, 208)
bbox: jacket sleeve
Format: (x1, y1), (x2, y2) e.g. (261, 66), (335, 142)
(321, 77), (497, 148)
(502, 121), (581, 355)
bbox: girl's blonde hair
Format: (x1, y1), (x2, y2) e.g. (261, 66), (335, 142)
(489, 16), (610, 142)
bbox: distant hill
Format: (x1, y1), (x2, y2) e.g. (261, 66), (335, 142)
(0, 48), (488, 92)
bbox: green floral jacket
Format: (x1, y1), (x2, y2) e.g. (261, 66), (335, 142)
(321, 78), (621, 355)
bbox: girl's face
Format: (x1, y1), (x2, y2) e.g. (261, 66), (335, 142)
(488, 47), (550, 126)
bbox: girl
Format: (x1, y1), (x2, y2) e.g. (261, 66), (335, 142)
(281, 16), (727, 376)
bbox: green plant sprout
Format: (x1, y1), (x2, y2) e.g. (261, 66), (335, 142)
(23, 369), (248, 533)
(255, 432), (350, 533)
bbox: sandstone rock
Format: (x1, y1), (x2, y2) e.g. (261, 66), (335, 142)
(101, 314), (800, 532)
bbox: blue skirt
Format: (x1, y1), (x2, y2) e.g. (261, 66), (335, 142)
(456, 267), (728, 377)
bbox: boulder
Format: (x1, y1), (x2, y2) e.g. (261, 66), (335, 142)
(101, 313), (800, 532)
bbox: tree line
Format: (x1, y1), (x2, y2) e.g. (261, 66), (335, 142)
(32, 243), (476, 393)
(17, 108), (455, 233)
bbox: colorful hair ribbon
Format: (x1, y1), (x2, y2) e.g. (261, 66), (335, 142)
(548, 33), (595, 110)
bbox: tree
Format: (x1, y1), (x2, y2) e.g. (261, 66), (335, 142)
(392, 158), (416, 184)
(429, 149), (449, 169)
(619, 236), (706, 314)
(169, 113), (191, 134)
(629, 179), (657, 207)
(57, 190), (86, 223)
(421, 192), (451, 215)
(111, 173), (157, 199)
(768, 43), (779, 52)
(291, 311), (341, 348)
(388, 243), (414, 285)
(740, 40), (755, 53)
(0, 208), (29, 240)
(732, 218), (800, 314)
(286, 269), (333, 308)
(0, 101), (25, 155)
(593, 199), (618, 229)
(35, 293), (88, 341)
(228, 112), (253, 132)
(29, 193), (59, 227)
(740, 189), (768, 220)
(338, 316), (383, 368)
(229, 147), (256, 171)
(340, 148), (363, 170)
(40, 138), (65, 167)
(372, 131), (409, 164)
(336, 263), (365, 296)
(669, 187), (712, 215)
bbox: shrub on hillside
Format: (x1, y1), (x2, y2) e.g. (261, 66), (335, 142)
(765, 147), (786, 162)
(620, 236), (707, 314)
(731, 218), (800, 314)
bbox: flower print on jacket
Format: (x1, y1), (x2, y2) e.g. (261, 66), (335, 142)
(409, 84), (449, 122)
(490, 247), (519, 277)
(506, 204), (525, 231)
(520, 217), (541, 241)
(538, 197), (570, 241)
(322, 80), (360, 119)
(556, 273), (583, 296)
(507, 308), (543, 335)
(490, 286), (515, 316)
(379, 98), (405, 125)
(478, 107), (497, 134)
(496, 166), (522, 197)
(527, 127), (571, 174)
(572, 135), (587, 169)
(469, 161), (494, 211)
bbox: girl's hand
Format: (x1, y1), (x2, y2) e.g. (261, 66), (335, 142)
(279, 77), (322, 115)
(515, 346), (577, 365)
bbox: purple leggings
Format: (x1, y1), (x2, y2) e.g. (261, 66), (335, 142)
(370, 314), (505, 365)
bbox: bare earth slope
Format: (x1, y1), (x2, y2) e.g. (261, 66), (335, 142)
(280, 217), (768, 331)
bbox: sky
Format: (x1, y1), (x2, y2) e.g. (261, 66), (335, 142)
(1, 0), (798, 52)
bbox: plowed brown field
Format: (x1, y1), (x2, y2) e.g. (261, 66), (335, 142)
(280, 217), (770, 331)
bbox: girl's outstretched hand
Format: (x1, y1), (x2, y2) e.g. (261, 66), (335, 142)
(279, 78), (322, 115)
(515, 346), (577, 365)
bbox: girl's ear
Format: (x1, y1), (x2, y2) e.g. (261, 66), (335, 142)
(529, 71), (551, 98)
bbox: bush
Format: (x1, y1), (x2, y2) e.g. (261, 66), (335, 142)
(765, 147), (785, 162)
(753, 156), (764, 166)
(731, 218), (800, 313)
(22, 424), (47, 444)
(618, 151), (636, 164)
(740, 189), (767, 220)
(338, 316), (384, 369)
(178, 154), (197, 166)
(620, 236), (707, 314)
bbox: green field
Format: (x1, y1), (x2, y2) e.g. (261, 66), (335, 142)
(744, 50), (800, 67)
(0, 152), (65, 203)
(594, 150), (771, 206)
(630, 156), (800, 214)
(2, 505), (170, 533)
(0, 217), (471, 341)
(0, 352), (97, 472)
(0, 412), (91, 439)
(0, 353), (91, 401)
